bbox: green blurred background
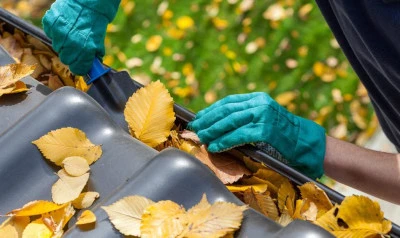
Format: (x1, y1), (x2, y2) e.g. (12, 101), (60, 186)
(1, 0), (377, 146)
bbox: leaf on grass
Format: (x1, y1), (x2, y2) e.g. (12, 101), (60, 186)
(0, 63), (35, 89)
(243, 189), (279, 221)
(6, 200), (66, 217)
(194, 145), (251, 184)
(226, 184), (268, 193)
(22, 218), (53, 238)
(72, 192), (100, 209)
(124, 80), (175, 148)
(102, 196), (154, 236)
(76, 210), (96, 225)
(0, 217), (30, 238)
(298, 182), (333, 213)
(62, 156), (90, 177)
(32, 127), (102, 166)
(140, 200), (187, 238)
(51, 169), (90, 204)
(277, 180), (296, 215)
(181, 194), (247, 238)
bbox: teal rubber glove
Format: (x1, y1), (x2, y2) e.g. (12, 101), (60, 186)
(42, 0), (121, 75)
(189, 92), (326, 179)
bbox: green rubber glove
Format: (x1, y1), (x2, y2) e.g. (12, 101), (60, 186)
(189, 92), (326, 179)
(42, 0), (121, 75)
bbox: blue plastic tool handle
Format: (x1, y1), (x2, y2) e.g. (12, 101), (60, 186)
(85, 58), (111, 84)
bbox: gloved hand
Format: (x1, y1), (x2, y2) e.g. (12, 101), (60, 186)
(189, 92), (326, 179)
(42, 0), (121, 75)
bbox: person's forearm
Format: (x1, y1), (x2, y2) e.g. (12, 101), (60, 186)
(324, 136), (400, 204)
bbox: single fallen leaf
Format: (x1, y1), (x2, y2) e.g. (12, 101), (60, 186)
(76, 210), (96, 225)
(22, 218), (53, 238)
(32, 127), (102, 166)
(298, 182), (333, 214)
(0, 63), (35, 89)
(6, 200), (66, 216)
(226, 184), (268, 193)
(62, 156), (90, 177)
(243, 189), (279, 221)
(180, 130), (201, 144)
(194, 145), (251, 184)
(75, 76), (89, 92)
(124, 80), (175, 148)
(72, 192), (100, 209)
(0, 217), (30, 238)
(278, 180), (296, 215)
(277, 211), (293, 227)
(140, 200), (187, 238)
(7, 80), (29, 94)
(102, 196), (154, 236)
(51, 169), (90, 204)
(180, 194), (247, 237)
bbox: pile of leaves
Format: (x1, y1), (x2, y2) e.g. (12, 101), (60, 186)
(0, 24), (88, 92)
(0, 63), (35, 97)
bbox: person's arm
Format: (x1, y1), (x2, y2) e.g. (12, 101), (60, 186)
(324, 136), (400, 204)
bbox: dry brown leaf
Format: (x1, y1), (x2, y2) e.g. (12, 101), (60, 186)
(72, 192), (100, 209)
(243, 189), (279, 221)
(0, 63), (35, 89)
(194, 145), (251, 184)
(32, 127), (102, 166)
(47, 74), (64, 91)
(102, 196), (154, 237)
(140, 200), (187, 238)
(298, 182), (333, 214)
(0, 217), (30, 238)
(62, 156), (90, 177)
(76, 210), (96, 225)
(6, 200), (66, 217)
(51, 57), (74, 86)
(51, 169), (90, 204)
(124, 80), (175, 148)
(0, 35), (24, 60)
(181, 194), (247, 238)
(21, 218), (53, 238)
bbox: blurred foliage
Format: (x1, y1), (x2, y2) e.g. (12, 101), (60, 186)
(1, 0), (377, 145)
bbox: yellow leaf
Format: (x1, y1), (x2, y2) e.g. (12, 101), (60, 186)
(278, 180), (296, 215)
(42, 203), (75, 235)
(176, 16), (194, 30)
(0, 84), (15, 97)
(298, 182), (333, 214)
(243, 189), (279, 221)
(275, 91), (297, 106)
(75, 76), (89, 92)
(47, 74), (64, 91)
(124, 80), (175, 148)
(292, 199), (317, 221)
(140, 200), (187, 238)
(0, 63), (35, 89)
(72, 192), (100, 209)
(226, 184), (268, 193)
(0, 217), (30, 238)
(51, 57), (74, 86)
(212, 17), (229, 30)
(102, 196), (154, 236)
(7, 80), (29, 94)
(242, 156), (266, 173)
(76, 210), (96, 225)
(241, 176), (279, 196)
(254, 168), (288, 189)
(32, 127), (102, 166)
(22, 219), (53, 238)
(181, 194), (247, 238)
(146, 35), (163, 52)
(51, 169), (90, 204)
(277, 211), (293, 227)
(7, 200), (66, 217)
(314, 205), (341, 233)
(62, 156), (90, 177)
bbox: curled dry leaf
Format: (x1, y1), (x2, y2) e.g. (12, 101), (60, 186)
(194, 145), (251, 184)
(32, 127), (102, 166)
(0, 63), (35, 97)
(6, 200), (66, 217)
(124, 80), (175, 148)
(76, 210), (96, 225)
(243, 189), (279, 221)
(0, 217), (30, 238)
(102, 196), (154, 236)
(72, 192), (100, 209)
(298, 182), (333, 215)
(51, 169), (90, 204)
(62, 156), (90, 177)
(140, 200), (187, 238)
(277, 180), (296, 216)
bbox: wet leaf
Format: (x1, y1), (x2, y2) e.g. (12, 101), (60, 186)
(32, 127), (102, 166)
(102, 196), (154, 236)
(51, 169), (90, 204)
(124, 80), (175, 148)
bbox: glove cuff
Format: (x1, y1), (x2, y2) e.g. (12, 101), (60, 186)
(74, 0), (121, 22)
(293, 117), (326, 179)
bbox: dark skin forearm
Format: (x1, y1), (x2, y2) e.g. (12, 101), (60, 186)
(323, 136), (400, 204)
